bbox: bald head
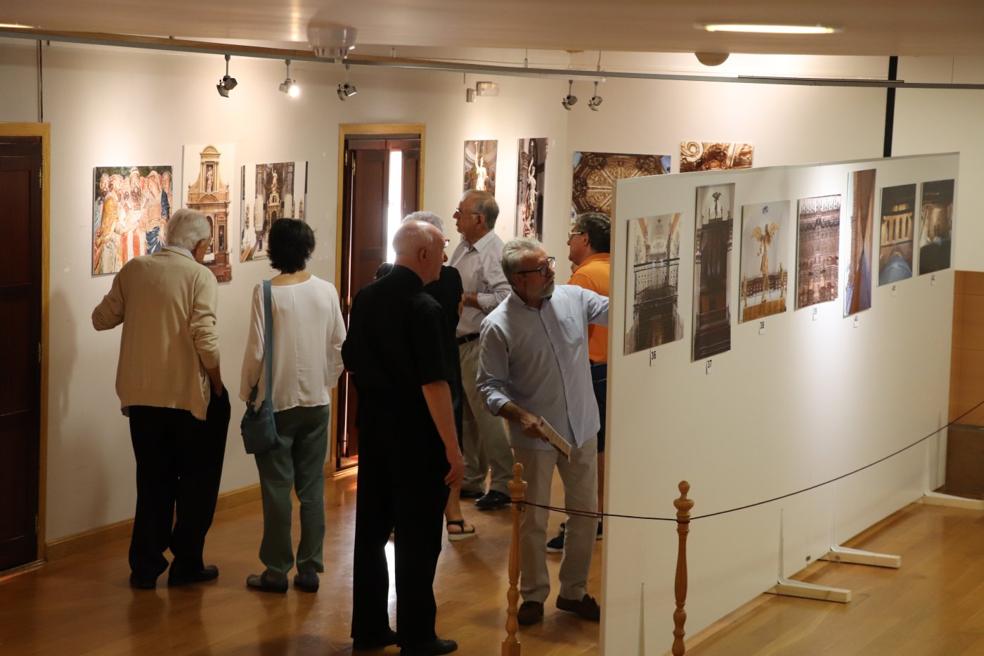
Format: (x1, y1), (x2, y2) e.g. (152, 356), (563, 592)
(393, 220), (444, 284)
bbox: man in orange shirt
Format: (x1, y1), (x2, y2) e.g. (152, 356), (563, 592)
(547, 212), (610, 553)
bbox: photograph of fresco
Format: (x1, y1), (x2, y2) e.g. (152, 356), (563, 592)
(463, 140), (497, 194)
(182, 144), (235, 282)
(679, 142), (754, 173)
(878, 184), (916, 285)
(240, 161), (308, 262)
(796, 194), (841, 309)
(624, 213), (683, 355)
(844, 169), (876, 316)
(739, 201), (789, 323)
(918, 179), (954, 275)
(516, 137), (547, 239)
(571, 151), (670, 220)
(692, 184), (734, 360)
(92, 165), (173, 276)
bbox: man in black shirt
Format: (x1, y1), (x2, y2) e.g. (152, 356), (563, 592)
(343, 220), (465, 656)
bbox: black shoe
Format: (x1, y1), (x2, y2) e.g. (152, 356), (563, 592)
(556, 593), (601, 622)
(246, 570), (288, 594)
(475, 490), (511, 511)
(459, 488), (484, 500)
(168, 564), (219, 587)
(546, 522), (566, 553)
(292, 569), (319, 593)
(129, 573), (158, 590)
(517, 600), (544, 626)
(353, 628), (399, 651)
(400, 637), (458, 655)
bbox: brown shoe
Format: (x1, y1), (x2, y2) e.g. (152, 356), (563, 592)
(556, 594), (600, 622)
(517, 600), (544, 625)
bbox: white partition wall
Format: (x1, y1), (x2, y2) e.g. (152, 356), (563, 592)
(602, 153), (958, 654)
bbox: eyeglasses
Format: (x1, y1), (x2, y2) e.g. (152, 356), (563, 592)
(567, 230), (585, 242)
(516, 256), (556, 276)
(454, 206), (481, 218)
(443, 239), (450, 248)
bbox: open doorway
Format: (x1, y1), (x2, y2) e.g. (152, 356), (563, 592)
(334, 124), (424, 471)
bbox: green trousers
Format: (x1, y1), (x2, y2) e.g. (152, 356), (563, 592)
(255, 404), (331, 575)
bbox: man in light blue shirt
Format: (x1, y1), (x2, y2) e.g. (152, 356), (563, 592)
(477, 238), (608, 626)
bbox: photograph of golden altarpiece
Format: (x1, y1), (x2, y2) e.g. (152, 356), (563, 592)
(739, 201), (789, 323)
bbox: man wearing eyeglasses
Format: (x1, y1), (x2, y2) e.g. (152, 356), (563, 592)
(449, 190), (514, 512)
(547, 212), (611, 553)
(477, 238), (609, 626)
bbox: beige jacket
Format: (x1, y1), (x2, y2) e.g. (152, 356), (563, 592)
(92, 247), (220, 420)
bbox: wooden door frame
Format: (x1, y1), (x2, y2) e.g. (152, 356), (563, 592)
(0, 122), (50, 563)
(330, 122), (425, 474)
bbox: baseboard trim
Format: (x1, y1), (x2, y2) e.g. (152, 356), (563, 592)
(45, 483), (261, 562)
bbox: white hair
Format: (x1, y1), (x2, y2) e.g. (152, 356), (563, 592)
(403, 211), (444, 234)
(501, 237), (543, 277)
(166, 209), (211, 251)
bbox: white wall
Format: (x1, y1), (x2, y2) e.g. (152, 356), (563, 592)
(604, 154), (956, 654)
(0, 38), (569, 541)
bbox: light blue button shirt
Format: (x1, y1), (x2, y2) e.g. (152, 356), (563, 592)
(478, 284), (609, 452)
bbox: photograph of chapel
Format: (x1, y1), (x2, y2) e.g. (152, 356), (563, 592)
(739, 200), (789, 322)
(240, 161), (307, 262)
(183, 144), (233, 282)
(918, 178), (954, 275)
(692, 183), (734, 360)
(878, 183), (916, 285)
(796, 194), (841, 309)
(516, 137), (547, 239)
(571, 151), (670, 220)
(623, 213), (683, 355)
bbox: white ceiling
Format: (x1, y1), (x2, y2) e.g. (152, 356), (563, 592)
(1, 0), (983, 57)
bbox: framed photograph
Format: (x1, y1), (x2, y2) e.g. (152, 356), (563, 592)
(517, 137), (547, 239)
(739, 201), (790, 323)
(240, 160), (308, 262)
(796, 194), (841, 310)
(692, 184), (734, 360)
(878, 183), (916, 286)
(463, 140), (497, 194)
(624, 213), (683, 355)
(918, 179), (954, 275)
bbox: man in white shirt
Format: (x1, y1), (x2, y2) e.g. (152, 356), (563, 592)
(449, 190), (514, 510)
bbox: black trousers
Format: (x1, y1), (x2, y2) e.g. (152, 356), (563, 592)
(127, 391), (229, 579)
(351, 436), (450, 647)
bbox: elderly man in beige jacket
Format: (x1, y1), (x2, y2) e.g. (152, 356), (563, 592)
(92, 208), (229, 590)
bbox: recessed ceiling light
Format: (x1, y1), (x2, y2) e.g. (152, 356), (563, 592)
(701, 23), (837, 35)
(0, 23), (34, 29)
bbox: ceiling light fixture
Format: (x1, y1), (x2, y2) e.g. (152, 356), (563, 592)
(278, 59), (300, 97)
(337, 64), (357, 100)
(701, 23), (837, 35)
(475, 81), (499, 97)
(561, 79), (577, 111)
(308, 18), (358, 58)
(216, 54), (238, 98)
(588, 81), (603, 111)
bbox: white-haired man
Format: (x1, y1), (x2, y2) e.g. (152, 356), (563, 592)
(450, 190), (514, 511)
(92, 208), (228, 590)
(477, 238), (608, 626)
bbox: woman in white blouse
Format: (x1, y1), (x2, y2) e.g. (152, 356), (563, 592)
(240, 219), (346, 594)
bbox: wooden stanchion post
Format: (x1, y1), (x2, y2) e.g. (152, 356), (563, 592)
(502, 462), (526, 656)
(672, 481), (694, 656)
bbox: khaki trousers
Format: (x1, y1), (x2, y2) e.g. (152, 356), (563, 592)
(514, 438), (598, 603)
(460, 339), (514, 495)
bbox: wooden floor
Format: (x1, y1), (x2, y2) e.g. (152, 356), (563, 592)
(0, 470), (601, 656)
(2, 475), (984, 656)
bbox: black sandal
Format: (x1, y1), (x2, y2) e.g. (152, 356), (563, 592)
(446, 519), (477, 542)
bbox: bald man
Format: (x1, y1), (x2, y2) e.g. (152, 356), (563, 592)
(343, 221), (464, 656)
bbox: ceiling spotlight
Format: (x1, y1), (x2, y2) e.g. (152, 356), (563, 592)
(465, 87), (476, 103)
(561, 79), (577, 111)
(475, 81), (499, 97)
(216, 54), (237, 98)
(278, 59), (300, 98)
(337, 82), (357, 100)
(588, 81), (603, 111)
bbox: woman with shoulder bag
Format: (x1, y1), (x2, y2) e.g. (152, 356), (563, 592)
(240, 218), (346, 593)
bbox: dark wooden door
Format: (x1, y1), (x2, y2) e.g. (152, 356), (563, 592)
(336, 135), (420, 469)
(0, 137), (42, 571)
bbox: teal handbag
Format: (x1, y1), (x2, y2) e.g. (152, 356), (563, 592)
(241, 280), (280, 454)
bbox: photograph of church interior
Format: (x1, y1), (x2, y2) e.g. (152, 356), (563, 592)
(2, 2), (984, 654)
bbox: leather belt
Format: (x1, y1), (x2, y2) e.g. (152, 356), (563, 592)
(457, 333), (480, 345)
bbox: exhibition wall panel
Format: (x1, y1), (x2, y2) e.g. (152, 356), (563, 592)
(604, 153), (957, 654)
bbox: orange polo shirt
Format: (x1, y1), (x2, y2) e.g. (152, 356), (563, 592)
(568, 252), (610, 364)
